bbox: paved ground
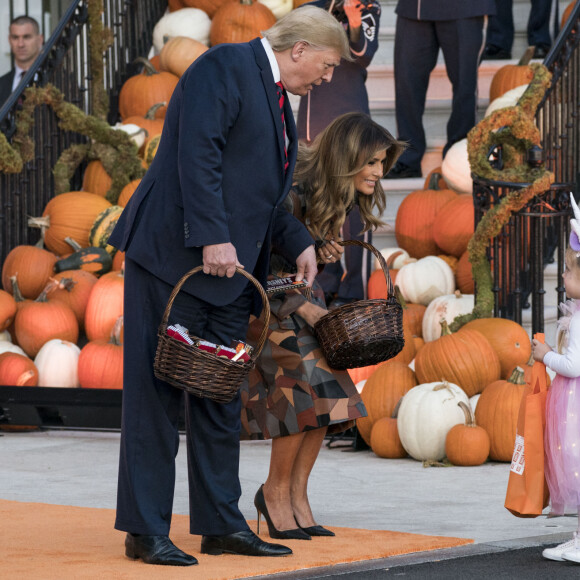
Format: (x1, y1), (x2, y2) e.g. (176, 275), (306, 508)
(1, 429), (578, 578)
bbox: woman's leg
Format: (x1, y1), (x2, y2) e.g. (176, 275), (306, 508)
(263, 432), (305, 531)
(290, 427), (328, 528)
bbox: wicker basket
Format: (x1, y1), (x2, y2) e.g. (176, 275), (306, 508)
(154, 266), (270, 403)
(313, 240), (404, 370)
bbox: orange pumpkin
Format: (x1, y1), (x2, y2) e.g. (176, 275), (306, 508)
(118, 180), (141, 207)
(210, 0), (276, 46)
(356, 414), (373, 446)
(1, 245), (57, 300)
(28, 192), (112, 256)
(14, 280), (79, 358)
(432, 194), (475, 258)
(159, 36), (209, 77)
(423, 166), (447, 191)
(395, 287), (426, 337)
(388, 317), (416, 365)
(347, 363), (383, 385)
(459, 317), (531, 379)
(445, 401), (490, 466)
(0, 289), (17, 332)
(168, 0), (237, 17)
(50, 270), (99, 329)
(370, 409), (407, 459)
(489, 47), (535, 102)
(122, 104), (166, 143)
(118, 58), (179, 121)
(112, 250), (126, 272)
(455, 250), (474, 294)
(0, 352), (38, 386)
(78, 316), (124, 389)
(395, 187), (458, 258)
(561, 1), (578, 27)
(414, 321), (501, 397)
(82, 160), (112, 198)
(84, 269), (125, 341)
(507, 354), (552, 389)
(475, 367), (526, 461)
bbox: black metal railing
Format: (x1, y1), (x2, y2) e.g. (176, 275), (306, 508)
(0, 0), (166, 264)
(472, 2), (580, 335)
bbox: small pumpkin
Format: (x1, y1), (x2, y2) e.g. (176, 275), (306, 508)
(210, 0), (277, 46)
(441, 138), (472, 194)
(82, 160), (112, 198)
(34, 339), (81, 388)
(54, 237), (113, 277)
(395, 287), (426, 338)
(117, 180), (141, 207)
(455, 250), (474, 294)
(397, 380), (470, 461)
(50, 270), (99, 328)
(421, 291), (474, 342)
(561, 1), (578, 27)
(445, 401), (490, 466)
(89, 205), (124, 254)
(168, 0), (237, 18)
(143, 134), (162, 168)
(370, 399), (407, 459)
(153, 8), (211, 52)
(395, 256), (456, 306)
(112, 122), (148, 149)
(423, 167), (447, 191)
(0, 290), (17, 332)
(159, 36), (209, 77)
(0, 352), (38, 386)
(432, 194), (475, 258)
(489, 47), (535, 102)
(122, 103), (166, 143)
(1, 245), (57, 299)
(84, 269), (125, 341)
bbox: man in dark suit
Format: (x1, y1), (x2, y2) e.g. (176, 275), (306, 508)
(0, 15), (43, 107)
(108, 6), (350, 567)
(386, 0), (496, 178)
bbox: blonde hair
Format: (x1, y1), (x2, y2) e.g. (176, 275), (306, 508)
(263, 6), (351, 62)
(293, 113), (405, 240)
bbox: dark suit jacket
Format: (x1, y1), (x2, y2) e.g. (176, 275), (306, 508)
(109, 38), (313, 309)
(396, 0), (495, 20)
(0, 69), (16, 107)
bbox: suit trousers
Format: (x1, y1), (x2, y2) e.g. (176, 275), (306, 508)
(394, 15), (486, 169)
(115, 258), (254, 536)
(486, 0), (552, 52)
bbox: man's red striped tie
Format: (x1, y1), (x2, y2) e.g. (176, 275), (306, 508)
(275, 81), (289, 173)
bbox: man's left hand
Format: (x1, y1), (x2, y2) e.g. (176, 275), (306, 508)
(295, 245), (318, 287)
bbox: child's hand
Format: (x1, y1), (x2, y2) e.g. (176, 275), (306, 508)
(531, 338), (551, 362)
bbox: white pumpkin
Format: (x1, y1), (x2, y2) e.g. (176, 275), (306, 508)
(258, 0), (293, 19)
(113, 123), (148, 149)
(395, 256), (456, 306)
(0, 340), (25, 356)
(470, 393), (481, 414)
(485, 84), (528, 117)
(422, 291), (475, 342)
(441, 138), (472, 194)
(0, 330), (12, 342)
(373, 247), (417, 271)
(397, 380), (470, 461)
(34, 339), (81, 388)
(152, 8), (211, 53)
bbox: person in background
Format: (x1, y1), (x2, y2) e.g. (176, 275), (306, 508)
(482, 0), (553, 60)
(386, 0), (495, 179)
(0, 15), (43, 106)
(533, 195), (580, 564)
(297, 0), (381, 309)
(242, 113), (404, 541)
(108, 7), (350, 567)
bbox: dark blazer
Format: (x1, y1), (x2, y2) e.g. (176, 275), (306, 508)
(0, 69), (16, 107)
(396, 0), (495, 21)
(109, 38), (313, 308)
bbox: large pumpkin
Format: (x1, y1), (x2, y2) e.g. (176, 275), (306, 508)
(118, 59), (179, 121)
(445, 401), (490, 466)
(397, 380), (470, 461)
(421, 291), (474, 342)
(414, 321), (501, 397)
(432, 194), (475, 258)
(395, 256), (456, 306)
(84, 269), (125, 341)
(28, 192), (112, 256)
(210, 0), (277, 46)
(395, 187), (457, 258)
(459, 318), (531, 379)
(1, 245), (57, 299)
(475, 367), (526, 461)
(159, 35), (209, 77)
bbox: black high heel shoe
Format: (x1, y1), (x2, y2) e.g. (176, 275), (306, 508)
(299, 525), (335, 537)
(254, 485), (311, 541)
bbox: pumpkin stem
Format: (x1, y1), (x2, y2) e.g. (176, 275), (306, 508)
(433, 380), (452, 392)
(391, 397), (403, 419)
(508, 366), (526, 385)
(16, 369), (36, 386)
(454, 290), (463, 299)
(133, 56), (160, 76)
(110, 315), (124, 346)
(425, 170), (445, 191)
(457, 401), (476, 427)
(64, 237), (82, 252)
(27, 215), (50, 233)
(36, 279), (60, 302)
(55, 277), (77, 293)
(9, 275), (25, 303)
(439, 319), (451, 336)
(518, 46), (536, 66)
(145, 102), (166, 120)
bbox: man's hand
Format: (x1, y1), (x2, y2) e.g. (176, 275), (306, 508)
(295, 245), (318, 287)
(344, 0), (363, 29)
(202, 243), (243, 278)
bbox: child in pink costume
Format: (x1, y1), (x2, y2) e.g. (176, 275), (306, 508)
(533, 194), (580, 563)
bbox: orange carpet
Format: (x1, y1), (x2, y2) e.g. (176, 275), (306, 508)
(1, 499), (473, 579)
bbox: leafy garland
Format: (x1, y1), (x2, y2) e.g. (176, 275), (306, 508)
(449, 63), (554, 330)
(0, 0), (145, 203)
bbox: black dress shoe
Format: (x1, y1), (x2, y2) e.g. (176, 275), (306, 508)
(125, 533), (198, 566)
(384, 162), (422, 179)
(300, 525), (336, 537)
(533, 45), (550, 59)
(481, 44), (512, 60)
(201, 529), (292, 556)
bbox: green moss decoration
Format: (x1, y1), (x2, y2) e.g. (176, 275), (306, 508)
(449, 63), (555, 331)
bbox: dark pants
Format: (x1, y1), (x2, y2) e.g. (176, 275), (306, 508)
(115, 258), (254, 536)
(486, 0), (553, 52)
(394, 15), (486, 169)
(316, 206), (372, 301)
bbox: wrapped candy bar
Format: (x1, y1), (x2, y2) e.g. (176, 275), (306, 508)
(167, 323), (194, 345)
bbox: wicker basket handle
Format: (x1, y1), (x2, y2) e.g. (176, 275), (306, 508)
(160, 266), (271, 360)
(338, 239), (396, 299)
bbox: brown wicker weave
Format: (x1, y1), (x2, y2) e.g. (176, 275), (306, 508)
(313, 240), (404, 370)
(154, 266), (270, 403)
